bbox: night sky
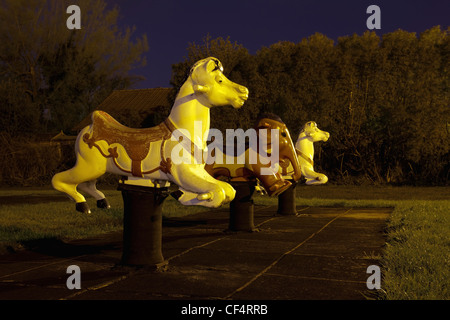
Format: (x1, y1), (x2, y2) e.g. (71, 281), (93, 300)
(106, 0), (449, 89)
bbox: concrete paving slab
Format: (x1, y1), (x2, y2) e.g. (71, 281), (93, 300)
(232, 273), (369, 300)
(74, 265), (255, 300)
(0, 205), (391, 302)
(268, 254), (377, 283)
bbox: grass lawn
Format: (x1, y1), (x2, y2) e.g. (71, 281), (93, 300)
(0, 183), (448, 299)
(0, 186), (212, 252)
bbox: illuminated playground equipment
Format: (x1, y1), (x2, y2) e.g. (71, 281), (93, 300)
(52, 57), (249, 267)
(52, 57), (248, 214)
(205, 114), (302, 231)
(277, 121), (330, 215)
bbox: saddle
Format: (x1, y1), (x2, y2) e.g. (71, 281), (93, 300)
(83, 111), (176, 177)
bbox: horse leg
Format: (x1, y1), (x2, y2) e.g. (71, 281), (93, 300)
(170, 163), (235, 208)
(77, 180), (111, 210)
(303, 166), (328, 185)
(52, 155), (107, 214)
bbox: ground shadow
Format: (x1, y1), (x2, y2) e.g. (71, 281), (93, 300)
(0, 194), (68, 205)
(19, 237), (118, 258)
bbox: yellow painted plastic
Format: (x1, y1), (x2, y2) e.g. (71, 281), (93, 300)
(52, 57), (249, 211)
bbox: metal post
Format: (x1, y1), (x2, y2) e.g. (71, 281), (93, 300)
(277, 180), (298, 215)
(229, 181), (257, 232)
(118, 182), (168, 269)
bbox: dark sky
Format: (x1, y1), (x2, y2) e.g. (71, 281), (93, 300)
(106, 0), (449, 89)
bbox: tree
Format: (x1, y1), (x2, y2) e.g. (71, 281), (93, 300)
(171, 28), (449, 185)
(255, 41), (300, 128)
(403, 26), (449, 183)
(328, 31), (386, 182)
(0, 0), (149, 134)
(377, 27), (450, 183)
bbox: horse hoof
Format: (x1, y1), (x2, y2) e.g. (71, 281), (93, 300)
(197, 192), (213, 201)
(170, 190), (184, 200)
(268, 180), (292, 197)
(97, 198), (111, 209)
(76, 202), (91, 214)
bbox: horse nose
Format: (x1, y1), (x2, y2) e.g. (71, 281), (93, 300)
(239, 86), (249, 94)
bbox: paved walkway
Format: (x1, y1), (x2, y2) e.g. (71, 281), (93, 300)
(0, 205), (391, 301)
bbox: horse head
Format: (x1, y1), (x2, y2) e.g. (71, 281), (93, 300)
(187, 57), (249, 109)
(297, 121), (330, 144)
(255, 114), (302, 183)
(240, 113), (300, 196)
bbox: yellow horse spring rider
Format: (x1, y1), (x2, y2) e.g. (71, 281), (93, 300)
(52, 57), (249, 214)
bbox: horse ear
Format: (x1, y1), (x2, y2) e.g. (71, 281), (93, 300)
(206, 59), (217, 72)
(193, 84), (210, 93)
(206, 58), (223, 73)
(255, 121), (270, 130)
